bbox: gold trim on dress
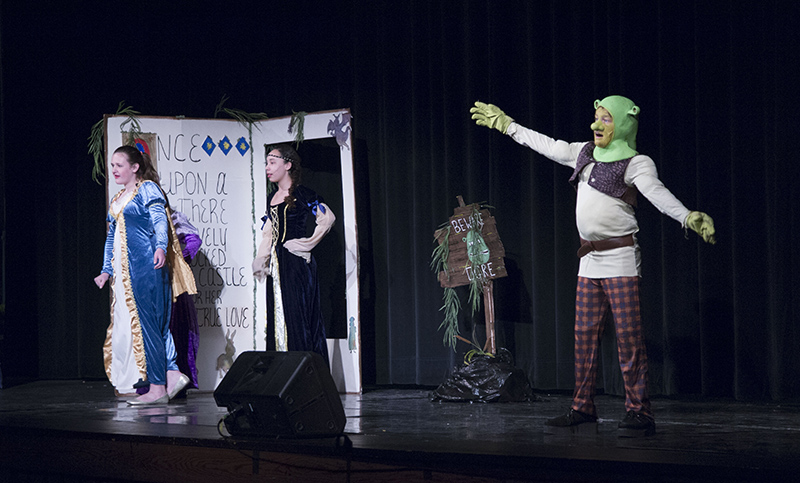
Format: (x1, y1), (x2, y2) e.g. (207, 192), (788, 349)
(105, 184), (149, 383)
(281, 204), (289, 243)
(103, 190), (128, 381)
(270, 245), (287, 351)
(165, 207), (198, 300)
(269, 205), (288, 351)
(103, 286), (115, 381)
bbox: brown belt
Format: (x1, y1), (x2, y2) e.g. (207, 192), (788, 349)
(577, 234), (635, 258)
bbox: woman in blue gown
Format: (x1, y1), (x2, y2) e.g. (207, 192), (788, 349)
(94, 146), (190, 405)
(252, 144), (335, 362)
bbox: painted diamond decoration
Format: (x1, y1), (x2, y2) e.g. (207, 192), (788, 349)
(236, 136), (250, 156)
(219, 135), (233, 155)
(202, 136), (216, 156)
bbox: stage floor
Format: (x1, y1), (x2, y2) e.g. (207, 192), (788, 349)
(1, 380), (799, 482)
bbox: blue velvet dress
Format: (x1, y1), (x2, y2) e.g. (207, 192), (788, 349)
(263, 185), (329, 362)
(101, 181), (178, 388)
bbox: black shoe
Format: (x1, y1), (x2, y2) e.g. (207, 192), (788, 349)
(546, 408), (597, 427)
(133, 378), (150, 389)
(618, 410), (656, 437)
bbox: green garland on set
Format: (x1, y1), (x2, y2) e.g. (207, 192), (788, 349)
(289, 111), (307, 146)
(214, 95), (270, 350)
(264, 111), (307, 195)
(87, 102), (143, 184)
(214, 95), (270, 128)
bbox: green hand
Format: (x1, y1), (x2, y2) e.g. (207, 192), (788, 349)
(470, 101), (514, 134)
(685, 211), (716, 244)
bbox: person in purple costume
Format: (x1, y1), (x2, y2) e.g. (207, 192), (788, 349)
(163, 210), (201, 393)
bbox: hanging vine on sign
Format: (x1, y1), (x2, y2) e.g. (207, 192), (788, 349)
(431, 201), (501, 354)
(431, 222), (460, 349)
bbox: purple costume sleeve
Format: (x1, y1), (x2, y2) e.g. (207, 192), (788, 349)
(182, 233), (201, 260)
(170, 210), (201, 260)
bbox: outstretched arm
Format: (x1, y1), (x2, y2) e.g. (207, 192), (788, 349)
(685, 211), (716, 244)
(470, 101), (582, 168)
(470, 101), (514, 134)
(627, 156), (716, 244)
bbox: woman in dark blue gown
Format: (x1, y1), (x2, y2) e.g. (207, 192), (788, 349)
(252, 144), (335, 362)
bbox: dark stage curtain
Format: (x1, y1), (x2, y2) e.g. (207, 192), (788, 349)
(1, 1), (798, 400)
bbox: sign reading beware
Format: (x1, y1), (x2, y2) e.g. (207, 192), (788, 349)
(435, 203), (506, 288)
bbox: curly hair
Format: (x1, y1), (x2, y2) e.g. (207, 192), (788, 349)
(268, 143), (302, 210)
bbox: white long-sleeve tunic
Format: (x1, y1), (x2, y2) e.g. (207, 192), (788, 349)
(507, 123), (691, 278)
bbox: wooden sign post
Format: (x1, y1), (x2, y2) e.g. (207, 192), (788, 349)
(434, 196), (506, 354)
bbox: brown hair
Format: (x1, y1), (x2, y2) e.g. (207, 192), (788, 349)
(114, 145), (169, 207)
(268, 144), (302, 210)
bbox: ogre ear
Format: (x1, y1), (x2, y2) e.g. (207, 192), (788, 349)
(594, 99), (601, 109)
(629, 105), (640, 116)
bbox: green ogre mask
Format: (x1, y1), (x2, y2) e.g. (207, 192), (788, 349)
(591, 95), (640, 162)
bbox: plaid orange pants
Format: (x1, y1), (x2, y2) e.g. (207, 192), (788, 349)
(571, 276), (652, 418)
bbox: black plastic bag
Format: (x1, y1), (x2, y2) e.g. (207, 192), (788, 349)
(431, 349), (537, 403)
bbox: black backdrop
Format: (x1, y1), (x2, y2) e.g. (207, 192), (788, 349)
(1, 1), (798, 400)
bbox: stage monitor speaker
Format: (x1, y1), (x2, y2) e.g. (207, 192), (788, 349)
(213, 351), (346, 438)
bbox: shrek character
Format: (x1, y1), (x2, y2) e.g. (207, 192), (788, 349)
(471, 96), (715, 437)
